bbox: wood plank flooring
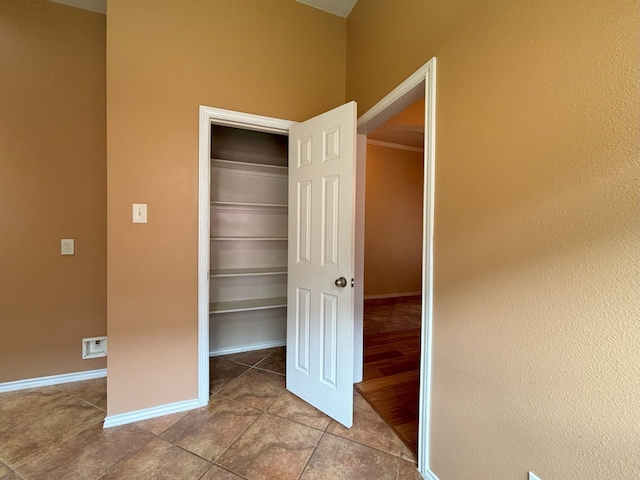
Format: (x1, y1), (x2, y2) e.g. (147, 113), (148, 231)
(355, 296), (421, 455)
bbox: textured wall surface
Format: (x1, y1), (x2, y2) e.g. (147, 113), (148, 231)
(107, 0), (346, 415)
(0, 0), (106, 382)
(348, 0), (639, 478)
(364, 144), (423, 296)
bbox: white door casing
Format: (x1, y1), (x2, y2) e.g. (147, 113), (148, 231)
(286, 101), (357, 428)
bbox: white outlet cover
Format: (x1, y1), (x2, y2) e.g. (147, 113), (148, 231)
(529, 472), (542, 480)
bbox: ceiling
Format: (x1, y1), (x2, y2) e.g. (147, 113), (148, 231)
(49, 0), (358, 18)
(295, 0), (358, 17)
(50, 0), (105, 14)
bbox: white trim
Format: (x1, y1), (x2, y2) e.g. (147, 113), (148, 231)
(198, 106), (296, 408)
(418, 57), (437, 478)
(357, 57), (436, 478)
(200, 107), (295, 134)
(103, 398), (198, 428)
(357, 62), (431, 135)
(209, 339), (286, 357)
(0, 368), (107, 393)
(367, 139), (424, 153)
(364, 291), (421, 300)
(353, 134), (367, 384)
(198, 106), (211, 407)
(423, 469), (440, 480)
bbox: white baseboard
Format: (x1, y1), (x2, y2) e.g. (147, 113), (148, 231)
(103, 398), (199, 429)
(422, 469), (440, 480)
(364, 291), (421, 300)
(0, 368), (107, 393)
(209, 339), (286, 357)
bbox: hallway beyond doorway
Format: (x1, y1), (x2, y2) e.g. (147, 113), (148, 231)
(356, 296), (422, 454)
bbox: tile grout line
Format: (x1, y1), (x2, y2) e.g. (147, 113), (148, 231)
(211, 408), (272, 476)
(0, 386), (104, 472)
(95, 419), (214, 480)
(197, 463), (249, 480)
(215, 388), (330, 436)
(322, 429), (404, 460)
(92, 433), (158, 480)
(210, 364), (254, 397)
(395, 454), (402, 480)
(209, 350), (279, 396)
(53, 384), (107, 412)
(295, 429), (326, 480)
(8, 415), (106, 472)
(209, 357), (286, 471)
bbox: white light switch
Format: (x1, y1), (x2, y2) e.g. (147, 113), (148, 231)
(132, 203), (147, 223)
(529, 472), (542, 480)
(61, 239), (74, 255)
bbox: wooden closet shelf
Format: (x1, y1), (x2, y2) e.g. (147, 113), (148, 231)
(210, 297), (287, 314)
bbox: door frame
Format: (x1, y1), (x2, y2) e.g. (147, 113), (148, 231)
(197, 107), (296, 407)
(356, 57), (437, 478)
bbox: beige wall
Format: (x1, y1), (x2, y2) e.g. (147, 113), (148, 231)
(348, 1), (639, 479)
(106, 0), (346, 415)
(0, 1), (106, 382)
(364, 144), (423, 296)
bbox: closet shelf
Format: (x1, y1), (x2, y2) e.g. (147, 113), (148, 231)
(211, 158), (287, 176)
(211, 200), (287, 209)
(210, 267), (287, 277)
(210, 236), (287, 241)
(210, 297), (287, 314)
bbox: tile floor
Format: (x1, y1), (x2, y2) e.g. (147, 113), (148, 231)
(0, 347), (422, 480)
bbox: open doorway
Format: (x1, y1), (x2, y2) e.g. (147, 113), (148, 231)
(356, 99), (425, 454)
(355, 57), (436, 477)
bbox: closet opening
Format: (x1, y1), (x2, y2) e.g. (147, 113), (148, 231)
(207, 124), (289, 395)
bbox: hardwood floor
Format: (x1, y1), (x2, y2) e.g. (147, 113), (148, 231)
(355, 296), (421, 455)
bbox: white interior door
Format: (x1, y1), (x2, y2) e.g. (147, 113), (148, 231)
(286, 101), (357, 428)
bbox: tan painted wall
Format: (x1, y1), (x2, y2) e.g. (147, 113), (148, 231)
(106, 0), (346, 415)
(0, 1), (106, 383)
(364, 145), (423, 296)
(348, 1), (640, 479)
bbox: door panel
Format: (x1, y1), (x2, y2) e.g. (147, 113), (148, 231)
(287, 101), (357, 428)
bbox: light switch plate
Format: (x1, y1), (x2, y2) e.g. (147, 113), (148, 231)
(61, 239), (74, 255)
(132, 203), (147, 223)
(529, 472), (542, 480)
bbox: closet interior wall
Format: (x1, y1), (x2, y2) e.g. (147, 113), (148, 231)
(209, 125), (288, 355)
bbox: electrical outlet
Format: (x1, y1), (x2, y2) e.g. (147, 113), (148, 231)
(529, 472), (542, 480)
(132, 203), (147, 223)
(61, 239), (74, 255)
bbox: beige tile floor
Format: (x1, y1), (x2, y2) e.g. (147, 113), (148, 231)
(0, 348), (422, 480)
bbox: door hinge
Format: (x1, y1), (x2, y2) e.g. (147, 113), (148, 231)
(351, 278), (354, 287)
